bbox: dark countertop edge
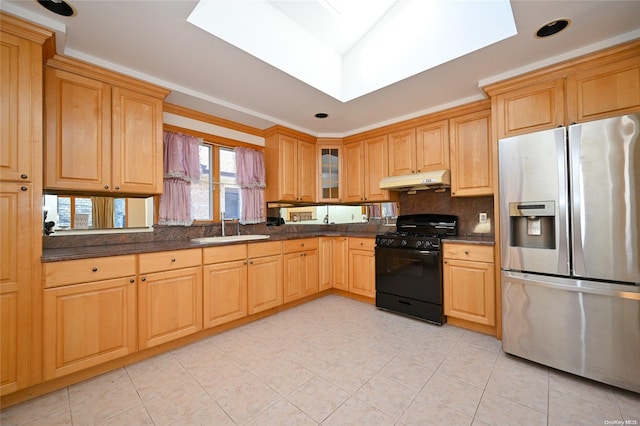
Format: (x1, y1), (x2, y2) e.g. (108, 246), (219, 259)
(41, 232), (376, 262)
(43, 233), (496, 262)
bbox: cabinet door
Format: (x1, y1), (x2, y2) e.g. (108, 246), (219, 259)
(111, 86), (163, 194)
(203, 260), (247, 328)
(301, 249), (318, 298)
(415, 120), (449, 172)
(278, 135), (298, 201)
(388, 129), (416, 176)
(343, 141), (364, 202)
(449, 110), (493, 197)
(332, 237), (349, 291)
(318, 237), (332, 291)
(138, 267), (202, 349)
(43, 277), (137, 379)
(283, 252), (303, 303)
(567, 56), (640, 123)
(443, 259), (495, 326)
(45, 67), (112, 192)
(364, 135), (390, 201)
(0, 183), (31, 394)
(317, 146), (342, 202)
(1, 32), (39, 183)
(495, 79), (565, 138)
(348, 249), (375, 298)
(248, 254), (283, 314)
(297, 140), (316, 202)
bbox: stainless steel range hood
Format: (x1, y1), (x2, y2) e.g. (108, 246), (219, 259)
(379, 170), (450, 191)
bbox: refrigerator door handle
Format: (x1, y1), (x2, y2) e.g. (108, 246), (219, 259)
(554, 128), (570, 275)
(568, 124), (586, 277)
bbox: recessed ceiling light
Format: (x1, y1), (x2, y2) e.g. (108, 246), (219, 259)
(536, 19), (570, 38)
(315, 113), (329, 119)
(37, 0), (75, 17)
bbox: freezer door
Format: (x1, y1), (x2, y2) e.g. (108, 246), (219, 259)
(498, 127), (570, 275)
(502, 271), (640, 393)
(569, 114), (640, 284)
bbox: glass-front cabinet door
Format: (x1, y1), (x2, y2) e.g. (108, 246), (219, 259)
(317, 144), (342, 202)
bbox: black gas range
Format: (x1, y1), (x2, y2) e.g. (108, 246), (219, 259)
(375, 214), (457, 324)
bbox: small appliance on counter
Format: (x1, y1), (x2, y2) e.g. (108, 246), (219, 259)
(266, 217), (285, 226)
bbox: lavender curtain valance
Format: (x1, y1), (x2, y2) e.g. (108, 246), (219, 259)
(235, 147), (266, 224)
(158, 131), (201, 226)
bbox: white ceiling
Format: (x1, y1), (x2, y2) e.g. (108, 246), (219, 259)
(3, 0), (640, 137)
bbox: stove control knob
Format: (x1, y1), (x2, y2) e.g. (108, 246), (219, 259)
(415, 241), (422, 248)
(401, 240), (408, 247)
(423, 241), (431, 248)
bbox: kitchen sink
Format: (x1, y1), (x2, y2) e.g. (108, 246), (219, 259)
(191, 235), (271, 244)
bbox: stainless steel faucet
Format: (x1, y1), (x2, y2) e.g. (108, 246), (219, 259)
(221, 211), (225, 236)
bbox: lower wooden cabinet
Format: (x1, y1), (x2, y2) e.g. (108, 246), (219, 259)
(203, 245), (248, 329)
(443, 243), (495, 326)
(283, 238), (319, 303)
(247, 241), (283, 314)
(138, 249), (203, 349)
(348, 237), (376, 298)
(43, 276), (137, 380)
(319, 236), (349, 291)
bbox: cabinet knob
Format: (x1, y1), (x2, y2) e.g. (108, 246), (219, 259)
(20, 186), (27, 191)
(141, 277), (146, 281)
(171, 258), (176, 262)
(92, 267), (98, 272)
(114, 186), (120, 190)
(244, 261), (248, 265)
(104, 185), (110, 189)
(129, 278), (135, 284)
(20, 174), (28, 179)
(464, 250), (470, 255)
(444, 260), (448, 264)
(301, 243), (305, 247)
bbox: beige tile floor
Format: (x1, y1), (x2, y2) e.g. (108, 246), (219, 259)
(2, 294), (639, 425)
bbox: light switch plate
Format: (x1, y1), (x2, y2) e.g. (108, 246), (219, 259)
(479, 212), (488, 224)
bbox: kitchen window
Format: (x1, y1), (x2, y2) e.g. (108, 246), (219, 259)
(191, 143), (241, 222)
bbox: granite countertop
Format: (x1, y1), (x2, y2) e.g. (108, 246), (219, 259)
(41, 232), (378, 262)
(42, 231), (495, 262)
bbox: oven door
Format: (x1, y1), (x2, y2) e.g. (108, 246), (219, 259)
(375, 246), (442, 303)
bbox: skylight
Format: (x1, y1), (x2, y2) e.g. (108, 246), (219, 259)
(187, 0), (517, 102)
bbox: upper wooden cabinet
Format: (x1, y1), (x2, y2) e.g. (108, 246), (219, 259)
(44, 55), (169, 195)
(567, 55), (640, 123)
(486, 40), (640, 138)
(264, 130), (316, 202)
(317, 143), (343, 202)
(388, 121), (449, 176)
(494, 79), (565, 139)
(449, 109), (492, 197)
(343, 136), (396, 203)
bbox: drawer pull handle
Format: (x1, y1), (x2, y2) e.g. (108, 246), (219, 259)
(171, 258), (176, 262)
(129, 279), (135, 284)
(114, 186), (120, 190)
(104, 185), (109, 189)
(464, 250), (470, 255)
(141, 277), (146, 281)
(20, 186), (27, 191)
(92, 267), (98, 272)
(21, 174), (28, 179)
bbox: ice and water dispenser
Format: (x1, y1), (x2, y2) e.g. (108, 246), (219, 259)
(508, 201), (556, 249)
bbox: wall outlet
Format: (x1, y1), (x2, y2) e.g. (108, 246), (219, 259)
(479, 212), (488, 224)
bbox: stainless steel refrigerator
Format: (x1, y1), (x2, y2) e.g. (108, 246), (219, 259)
(499, 113), (640, 393)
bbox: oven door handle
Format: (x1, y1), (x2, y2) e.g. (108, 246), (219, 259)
(418, 250), (440, 256)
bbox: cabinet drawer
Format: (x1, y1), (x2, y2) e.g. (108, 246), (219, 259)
(248, 241), (282, 258)
(203, 244), (247, 264)
(44, 255), (137, 288)
(283, 238), (319, 253)
(138, 249), (202, 274)
(348, 237), (375, 251)
(443, 244), (494, 263)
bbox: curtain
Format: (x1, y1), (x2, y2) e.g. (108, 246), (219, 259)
(158, 131), (201, 226)
(235, 147), (266, 224)
(91, 196), (114, 228)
